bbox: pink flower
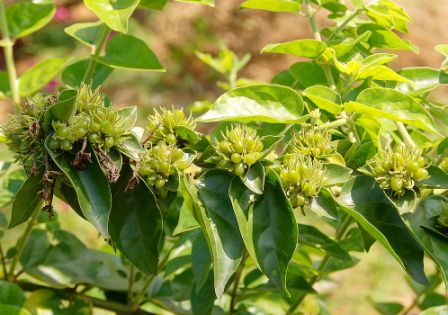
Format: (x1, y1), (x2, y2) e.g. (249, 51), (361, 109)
(54, 7), (70, 23)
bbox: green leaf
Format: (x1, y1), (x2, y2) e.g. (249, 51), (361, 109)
(289, 62), (329, 89)
(84, 0), (139, 33)
(6, 1), (55, 39)
(110, 165), (162, 275)
(303, 85), (342, 115)
(357, 65), (413, 84)
(117, 134), (143, 161)
(117, 106), (137, 131)
(261, 39), (327, 58)
(46, 141), (111, 236)
(173, 180), (199, 235)
(322, 163), (352, 186)
(419, 166), (448, 189)
(229, 171), (298, 294)
(0, 71), (10, 98)
(61, 59), (113, 89)
(191, 232), (212, 292)
(420, 305), (448, 315)
(95, 34), (164, 71)
(437, 138), (448, 155)
(139, 0), (168, 10)
(175, 0), (215, 6)
(195, 170), (245, 298)
(357, 24), (418, 52)
(9, 175), (44, 229)
(336, 176), (428, 285)
(372, 301), (404, 315)
(0, 306), (30, 315)
(24, 289), (92, 315)
(198, 84), (305, 124)
(243, 162), (265, 194)
(345, 88), (437, 133)
(241, 0), (301, 12)
(20, 229), (51, 270)
(332, 32), (371, 58)
(64, 21), (105, 48)
(404, 195), (448, 287)
(298, 224), (351, 261)
(392, 67), (448, 95)
(0, 280), (26, 307)
(191, 271), (216, 315)
(51, 89), (77, 123)
(18, 58), (65, 97)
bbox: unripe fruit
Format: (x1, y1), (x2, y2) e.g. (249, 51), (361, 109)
(74, 127), (87, 139)
(105, 137), (114, 148)
(172, 149), (184, 162)
(139, 165), (152, 176)
(101, 121), (113, 135)
(413, 168), (429, 181)
(244, 152), (261, 165)
(166, 133), (177, 145)
(88, 133), (101, 144)
(91, 122), (101, 132)
(48, 137), (60, 150)
(390, 177), (403, 192)
(231, 153), (242, 164)
(56, 126), (69, 138)
(159, 162), (171, 176)
(296, 195), (306, 207)
(234, 141), (245, 154)
(219, 141), (233, 156)
(155, 178), (166, 189)
(61, 139), (73, 151)
(417, 157), (425, 167)
(233, 163), (245, 176)
(406, 160), (419, 173)
(254, 141), (264, 152)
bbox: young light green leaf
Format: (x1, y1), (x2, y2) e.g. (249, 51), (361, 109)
(243, 162), (265, 194)
(46, 140), (112, 236)
(198, 84), (305, 124)
(0, 306), (31, 315)
(0, 280), (26, 307)
(6, 1), (55, 39)
(357, 65), (414, 84)
(64, 22), (105, 48)
(322, 163), (352, 186)
(95, 34), (165, 71)
(62, 59), (113, 89)
(139, 0), (168, 10)
(19, 58), (65, 97)
(241, 0), (301, 13)
(345, 88), (438, 134)
(357, 24), (419, 52)
(337, 176), (428, 285)
(84, 0), (139, 33)
(403, 195), (448, 288)
(9, 175), (44, 229)
(110, 165), (162, 275)
(392, 67), (448, 95)
(303, 85), (343, 115)
(262, 39), (327, 58)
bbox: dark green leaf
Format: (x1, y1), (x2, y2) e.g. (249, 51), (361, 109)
(357, 24), (418, 52)
(418, 166), (448, 189)
(192, 232), (212, 292)
(372, 301), (404, 315)
(0, 306), (30, 315)
(96, 34), (164, 71)
(336, 176), (428, 285)
(139, 0), (168, 10)
(61, 59), (113, 89)
(64, 21), (105, 48)
(0, 280), (26, 307)
(46, 141), (112, 236)
(20, 229), (51, 270)
(51, 89), (77, 123)
(9, 175), (44, 229)
(191, 271), (216, 315)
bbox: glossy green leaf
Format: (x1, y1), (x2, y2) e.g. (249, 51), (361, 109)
(20, 229), (51, 270)
(366, 0), (412, 33)
(198, 84), (305, 124)
(337, 176), (428, 285)
(191, 271), (216, 315)
(243, 162), (265, 194)
(357, 65), (413, 84)
(175, 0), (215, 6)
(46, 141), (111, 236)
(303, 85), (342, 115)
(419, 166), (448, 189)
(262, 39), (327, 58)
(173, 180), (199, 235)
(289, 62), (328, 88)
(241, 0), (301, 12)
(192, 171), (244, 298)
(117, 134), (143, 161)
(357, 24), (418, 52)
(191, 232), (212, 292)
(61, 59), (113, 89)
(332, 32), (371, 58)
(95, 34), (164, 71)
(437, 138), (448, 155)
(84, 0), (139, 33)
(345, 88), (437, 133)
(9, 175), (44, 229)
(0, 280), (26, 307)
(403, 196), (448, 287)
(110, 165), (162, 275)
(117, 106), (137, 131)
(19, 58), (65, 97)
(419, 305), (448, 315)
(139, 0), (168, 10)
(51, 89), (77, 123)
(393, 67), (448, 95)
(372, 301), (404, 315)
(6, 1), (55, 39)
(64, 22), (105, 48)
(322, 163), (352, 186)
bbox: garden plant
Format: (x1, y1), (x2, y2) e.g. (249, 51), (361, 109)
(0, 0), (448, 314)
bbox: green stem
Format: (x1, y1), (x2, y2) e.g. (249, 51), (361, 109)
(0, 241), (8, 280)
(304, 0), (336, 90)
(317, 117), (348, 130)
(395, 122), (416, 147)
(127, 264), (135, 305)
(286, 216), (353, 315)
(8, 208), (39, 279)
(0, 0), (20, 106)
(327, 9), (364, 41)
(82, 24), (110, 84)
(229, 253), (247, 314)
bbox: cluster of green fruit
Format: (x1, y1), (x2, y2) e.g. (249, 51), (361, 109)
(370, 145), (429, 197)
(214, 125), (264, 176)
(146, 108), (196, 147)
(279, 154), (325, 210)
(288, 126), (334, 159)
(2, 95), (54, 174)
(48, 86), (129, 152)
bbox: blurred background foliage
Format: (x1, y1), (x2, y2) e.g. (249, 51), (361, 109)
(0, 0), (447, 314)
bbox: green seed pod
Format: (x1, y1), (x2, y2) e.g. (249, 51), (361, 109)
(47, 137), (60, 150)
(105, 137), (115, 149)
(233, 163), (245, 177)
(166, 133), (177, 145)
(61, 139), (73, 151)
(288, 125), (334, 159)
(413, 168), (429, 181)
(231, 153), (242, 164)
(88, 133), (102, 144)
(390, 177), (403, 192)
